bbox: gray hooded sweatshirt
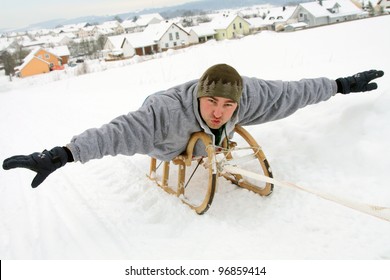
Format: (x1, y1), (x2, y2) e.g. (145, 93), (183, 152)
(67, 76), (337, 163)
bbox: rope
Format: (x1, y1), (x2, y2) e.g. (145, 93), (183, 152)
(223, 165), (390, 223)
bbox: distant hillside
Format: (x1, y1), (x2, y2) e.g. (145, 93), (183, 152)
(1, 0), (303, 32)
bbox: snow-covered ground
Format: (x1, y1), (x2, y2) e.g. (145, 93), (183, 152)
(1, 16), (390, 260)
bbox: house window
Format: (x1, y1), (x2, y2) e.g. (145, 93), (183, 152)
(174, 42), (177, 47)
(45, 54), (50, 59)
(165, 43), (169, 48)
(239, 22), (242, 29)
(233, 23), (236, 30)
(176, 32), (180, 39)
(169, 33), (173, 41)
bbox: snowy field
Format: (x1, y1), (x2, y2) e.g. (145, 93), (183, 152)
(1, 16), (390, 261)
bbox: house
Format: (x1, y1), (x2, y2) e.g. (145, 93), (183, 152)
(57, 34), (76, 46)
(246, 17), (268, 33)
(103, 35), (135, 60)
(125, 32), (158, 56)
(15, 47), (63, 77)
(47, 45), (70, 64)
(187, 24), (217, 44)
(78, 26), (100, 39)
(263, 6), (297, 31)
(103, 30), (162, 59)
(142, 21), (190, 51)
(135, 13), (164, 30)
(120, 13), (165, 34)
(98, 20), (125, 35)
(210, 14), (251, 40)
(121, 20), (139, 33)
(56, 22), (91, 36)
(290, 0), (366, 28)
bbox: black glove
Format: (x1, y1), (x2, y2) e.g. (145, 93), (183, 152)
(336, 70), (384, 94)
(3, 146), (73, 188)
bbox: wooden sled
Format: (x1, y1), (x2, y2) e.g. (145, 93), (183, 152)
(148, 125), (274, 214)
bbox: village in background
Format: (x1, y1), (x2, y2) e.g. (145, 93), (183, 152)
(0, 0), (389, 79)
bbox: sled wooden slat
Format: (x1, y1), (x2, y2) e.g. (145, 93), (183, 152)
(148, 131), (216, 214)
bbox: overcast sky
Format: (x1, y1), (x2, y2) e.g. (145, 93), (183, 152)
(1, 0), (198, 30)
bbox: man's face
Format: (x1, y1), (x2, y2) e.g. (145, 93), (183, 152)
(199, 96), (238, 129)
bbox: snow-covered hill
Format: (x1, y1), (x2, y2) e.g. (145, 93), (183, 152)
(1, 16), (390, 260)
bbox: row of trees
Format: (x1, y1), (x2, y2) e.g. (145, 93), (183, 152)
(68, 35), (107, 59)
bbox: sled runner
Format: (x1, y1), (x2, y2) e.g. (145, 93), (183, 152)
(148, 125), (274, 214)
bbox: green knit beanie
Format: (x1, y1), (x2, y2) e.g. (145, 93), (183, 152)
(197, 64), (243, 103)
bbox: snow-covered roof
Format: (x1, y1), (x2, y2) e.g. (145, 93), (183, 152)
(56, 22), (89, 33)
(300, 2), (331, 17)
(99, 21), (121, 29)
(107, 32), (158, 49)
(125, 32), (157, 48)
(96, 26), (115, 36)
(246, 17), (267, 28)
(47, 45), (70, 57)
(300, 0), (364, 17)
(33, 34), (71, 46)
(187, 23), (216, 37)
(107, 35), (126, 49)
(135, 13), (164, 26)
(82, 26), (97, 32)
(143, 21), (188, 41)
(266, 6), (296, 20)
(328, 0), (365, 17)
(211, 14), (247, 29)
(121, 20), (138, 29)
(22, 40), (45, 48)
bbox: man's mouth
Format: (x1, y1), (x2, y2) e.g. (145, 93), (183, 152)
(211, 119), (221, 125)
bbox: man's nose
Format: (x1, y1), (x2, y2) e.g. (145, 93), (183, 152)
(213, 106), (223, 118)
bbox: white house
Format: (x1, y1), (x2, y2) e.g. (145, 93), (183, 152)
(78, 26), (99, 39)
(98, 20), (125, 35)
(246, 17), (268, 32)
(263, 6), (297, 31)
(103, 35), (135, 59)
(124, 32), (158, 56)
(121, 20), (139, 33)
(187, 23), (217, 44)
(290, 0), (366, 27)
(56, 23), (90, 36)
(135, 13), (164, 29)
(143, 21), (190, 51)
